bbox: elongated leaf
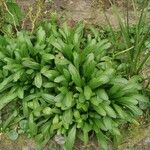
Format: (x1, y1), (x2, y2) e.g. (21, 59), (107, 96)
(113, 104), (126, 119)
(96, 131), (108, 150)
(37, 27), (46, 44)
(34, 73), (42, 88)
(22, 59), (40, 70)
(65, 125), (76, 150)
(68, 64), (82, 87)
(93, 119), (107, 131)
(63, 69), (71, 81)
(62, 109), (73, 129)
(119, 97), (138, 105)
(63, 44), (74, 60)
(29, 113), (37, 136)
(84, 86), (92, 100)
(102, 104), (117, 118)
(91, 96), (102, 106)
(97, 89), (109, 101)
(0, 93), (17, 110)
(17, 87), (24, 99)
(103, 117), (112, 130)
(42, 53), (55, 62)
(62, 92), (73, 109)
(125, 105), (143, 116)
(131, 94), (149, 103)
(0, 76), (13, 91)
(83, 53), (96, 80)
(42, 93), (55, 104)
(82, 123), (92, 144)
(73, 51), (80, 70)
(3, 110), (18, 130)
(89, 75), (110, 89)
(54, 75), (66, 83)
(92, 105), (106, 116)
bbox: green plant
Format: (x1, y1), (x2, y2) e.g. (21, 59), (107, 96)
(136, 0), (150, 10)
(0, 21), (149, 150)
(0, 0), (23, 34)
(105, 0), (150, 76)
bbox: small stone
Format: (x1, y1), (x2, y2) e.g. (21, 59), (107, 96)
(54, 135), (65, 145)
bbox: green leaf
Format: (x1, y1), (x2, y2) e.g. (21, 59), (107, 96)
(63, 69), (71, 81)
(89, 75), (110, 89)
(7, 130), (18, 141)
(96, 131), (108, 150)
(111, 127), (121, 136)
(109, 85), (121, 96)
(73, 110), (80, 119)
(42, 53), (55, 62)
(17, 87), (24, 99)
(43, 107), (53, 115)
(54, 75), (66, 83)
(63, 22), (70, 37)
(119, 97), (139, 105)
(23, 101), (29, 117)
(64, 125), (76, 150)
(3, 110), (18, 130)
(13, 70), (24, 82)
(110, 77), (128, 85)
(0, 92), (17, 111)
(6, 2), (24, 25)
(62, 109), (73, 129)
(19, 120), (28, 130)
(125, 105), (143, 116)
(52, 115), (59, 124)
(103, 117), (112, 130)
(41, 69), (59, 80)
(102, 104), (117, 118)
(93, 119), (107, 131)
(37, 27), (46, 43)
(82, 123), (92, 144)
(63, 44), (74, 60)
(34, 73), (42, 88)
(92, 105), (106, 116)
(91, 96), (102, 106)
(84, 86), (92, 100)
(68, 64), (82, 87)
(50, 39), (62, 51)
(62, 92), (73, 109)
(131, 94), (149, 103)
(29, 113), (37, 136)
(73, 51), (80, 70)
(113, 104), (126, 119)
(78, 93), (85, 103)
(83, 53), (96, 80)
(0, 76), (13, 91)
(41, 93), (55, 104)
(97, 89), (109, 101)
(22, 59), (40, 70)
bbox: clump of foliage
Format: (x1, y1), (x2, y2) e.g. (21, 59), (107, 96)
(136, 0), (150, 9)
(0, 0), (23, 34)
(104, 0), (150, 76)
(0, 21), (149, 150)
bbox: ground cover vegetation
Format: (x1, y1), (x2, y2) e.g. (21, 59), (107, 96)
(0, 0), (149, 150)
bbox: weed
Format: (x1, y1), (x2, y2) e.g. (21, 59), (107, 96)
(0, 21), (149, 150)
(105, 0), (150, 76)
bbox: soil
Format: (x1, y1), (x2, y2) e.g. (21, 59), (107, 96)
(16, 0), (138, 29)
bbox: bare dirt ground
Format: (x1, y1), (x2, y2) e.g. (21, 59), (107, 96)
(16, 0), (138, 28)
